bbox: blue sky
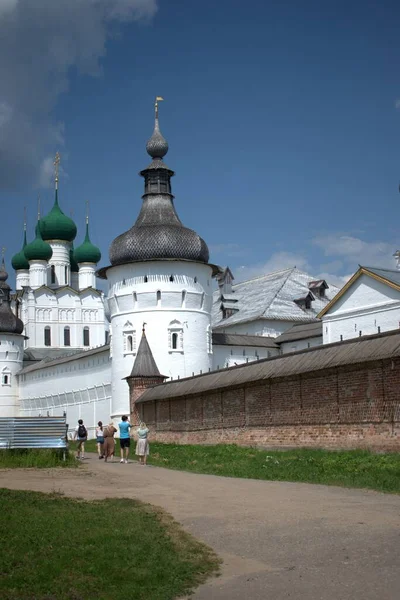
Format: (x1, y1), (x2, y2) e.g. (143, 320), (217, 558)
(0, 0), (399, 287)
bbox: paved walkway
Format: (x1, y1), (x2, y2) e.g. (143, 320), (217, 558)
(1, 456), (400, 599)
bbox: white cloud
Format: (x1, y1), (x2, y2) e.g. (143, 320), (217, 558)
(312, 234), (394, 269)
(0, 0), (158, 190)
(235, 251), (312, 282)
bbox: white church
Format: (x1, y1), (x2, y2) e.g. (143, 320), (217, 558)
(1, 101), (399, 435)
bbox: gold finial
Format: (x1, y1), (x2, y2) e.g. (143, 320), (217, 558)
(54, 151), (61, 189)
(155, 96), (164, 119)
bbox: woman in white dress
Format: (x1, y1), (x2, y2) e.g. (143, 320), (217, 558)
(135, 423), (149, 465)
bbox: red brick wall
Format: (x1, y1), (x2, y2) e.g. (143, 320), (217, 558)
(137, 358), (400, 451)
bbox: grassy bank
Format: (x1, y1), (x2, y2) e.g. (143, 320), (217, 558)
(0, 448), (77, 469)
(83, 439), (400, 493)
(0, 489), (220, 600)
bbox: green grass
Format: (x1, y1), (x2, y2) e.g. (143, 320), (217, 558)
(84, 440), (400, 493)
(0, 448), (77, 469)
(0, 489), (220, 600)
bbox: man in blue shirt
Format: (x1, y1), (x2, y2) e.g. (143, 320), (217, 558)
(118, 415), (132, 463)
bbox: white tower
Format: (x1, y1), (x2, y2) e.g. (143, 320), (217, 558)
(0, 257), (25, 417)
(99, 99), (218, 420)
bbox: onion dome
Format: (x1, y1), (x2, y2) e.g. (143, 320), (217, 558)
(74, 220), (101, 264)
(109, 100), (209, 267)
(11, 229), (29, 271)
(24, 222), (53, 262)
(40, 189), (77, 242)
(0, 258), (24, 334)
(70, 244), (79, 273)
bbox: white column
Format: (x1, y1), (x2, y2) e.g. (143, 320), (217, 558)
(28, 260), (48, 289)
(78, 264), (96, 290)
(15, 270), (29, 290)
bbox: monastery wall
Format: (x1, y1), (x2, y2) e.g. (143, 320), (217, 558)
(212, 344), (278, 369)
(18, 346), (112, 438)
(216, 319), (292, 338)
(137, 354), (400, 452)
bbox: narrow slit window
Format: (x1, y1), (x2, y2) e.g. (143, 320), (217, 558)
(51, 265), (56, 284)
(83, 327), (90, 347)
(172, 332), (178, 350)
(156, 290), (161, 306)
(127, 335), (133, 352)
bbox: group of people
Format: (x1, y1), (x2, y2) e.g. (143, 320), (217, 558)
(73, 416), (150, 465)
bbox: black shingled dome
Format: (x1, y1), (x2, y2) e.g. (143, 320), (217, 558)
(109, 113), (209, 267)
(0, 260), (24, 335)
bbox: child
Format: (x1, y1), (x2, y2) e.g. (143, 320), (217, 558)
(135, 423), (149, 466)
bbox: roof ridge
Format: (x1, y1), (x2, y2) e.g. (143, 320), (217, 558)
(234, 266), (295, 287)
(261, 268), (294, 315)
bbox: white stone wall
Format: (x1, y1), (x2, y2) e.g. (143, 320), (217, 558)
(0, 333), (24, 417)
(322, 274), (400, 344)
(106, 261), (214, 419)
(212, 344), (278, 369)
(279, 336), (322, 354)
(19, 347), (111, 438)
(214, 319), (293, 338)
(21, 286), (106, 350)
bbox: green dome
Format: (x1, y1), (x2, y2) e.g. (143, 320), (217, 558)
(11, 230), (30, 271)
(24, 224), (53, 262)
(70, 244), (79, 273)
(74, 223), (101, 264)
(40, 190), (77, 242)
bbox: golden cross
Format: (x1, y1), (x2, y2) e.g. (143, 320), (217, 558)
(54, 152), (61, 187)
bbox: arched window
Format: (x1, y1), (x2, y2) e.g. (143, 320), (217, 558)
(168, 320), (183, 352)
(133, 292), (138, 307)
(127, 335), (133, 352)
(144, 275), (148, 283)
(44, 326), (51, 347)
(156, 290), (161, 306)
(169, 274), (174, 282)
(194, 276), (197, 284)
(64, 265), (68, 285)
(2, 368), (11, 386)
(51, 265), (56, 284)
(83, 327), (90, 347)
(64, 326), (71, 346)
(181, 290), (186, 307)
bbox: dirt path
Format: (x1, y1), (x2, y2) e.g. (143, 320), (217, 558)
(1, 455), (400, 599)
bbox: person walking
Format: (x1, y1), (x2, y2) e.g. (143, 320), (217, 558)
(135, 423), (149, 466)
(103, 421), (117, 462)
(96, 421), (105, 459)
(118, 415), (132, 464)
(73, 419), (87, 460)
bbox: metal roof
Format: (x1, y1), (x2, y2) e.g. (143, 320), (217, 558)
(212, 267), (339, 329)
(363, 266), (400, 287)
(127, 331), (163, 378)
(137, 329), (400, 403)
(274, 321), (322, 344)
(19, 344), (110, 374)
(212, 332), (278, 348)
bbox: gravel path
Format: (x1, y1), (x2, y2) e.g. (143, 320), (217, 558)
(1, 455), (399, 599)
